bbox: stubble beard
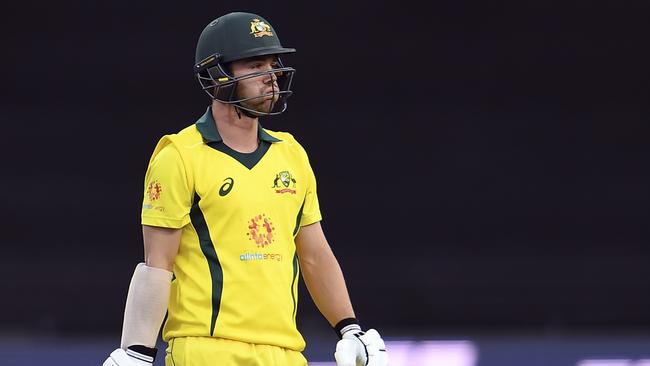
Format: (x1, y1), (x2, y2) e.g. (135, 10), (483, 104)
(238, 87), (279, 114)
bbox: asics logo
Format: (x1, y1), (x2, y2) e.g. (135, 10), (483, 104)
(219, 177), (234, 196)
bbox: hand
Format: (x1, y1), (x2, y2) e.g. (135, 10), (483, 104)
(335, 328), (388, 366)
(102, 346), (156, 366)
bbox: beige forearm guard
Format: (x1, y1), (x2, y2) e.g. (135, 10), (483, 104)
(120, 263), (173, 349)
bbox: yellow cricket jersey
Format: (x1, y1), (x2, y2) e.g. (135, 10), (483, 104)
(140, 107), (321, 351)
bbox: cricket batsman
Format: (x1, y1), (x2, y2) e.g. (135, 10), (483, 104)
(102, 12), (388, 366)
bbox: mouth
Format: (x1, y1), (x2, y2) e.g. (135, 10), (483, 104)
(260, 88), (280, 101)
(263, 86), (278, 95)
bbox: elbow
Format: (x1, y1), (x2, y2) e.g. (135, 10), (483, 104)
(298, 255), (316, 272)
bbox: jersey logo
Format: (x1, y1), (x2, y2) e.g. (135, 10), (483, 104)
(219, 177), (234, 196)
(146, 180), (162, 201)
(272, 171), (296, 194)
(250, 18), (273, 38)
(246, 214), (275, 247)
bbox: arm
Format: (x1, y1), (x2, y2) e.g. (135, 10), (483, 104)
(295, 221), (355, 327)
(103, 226), (180, 366)
(296, 222), (388, 366)
(142, 225), (182, 271)
(120, 225), (180, 348)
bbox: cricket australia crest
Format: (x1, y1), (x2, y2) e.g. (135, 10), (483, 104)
(250, 19), (273, 38)
(272, 171), (297, 194)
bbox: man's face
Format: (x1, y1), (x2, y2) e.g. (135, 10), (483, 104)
(230, 55), (280, 114)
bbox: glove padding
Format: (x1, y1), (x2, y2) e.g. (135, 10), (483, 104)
(335, 328), (388, 366)
(102, 348), (153, 366)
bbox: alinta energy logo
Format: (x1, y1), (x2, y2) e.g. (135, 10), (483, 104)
(272, 171), (296, 194)
(246, 213), (275, 247)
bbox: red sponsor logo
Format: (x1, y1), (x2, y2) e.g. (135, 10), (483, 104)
(146, 180), (162, 201)
(275, 188), (296, 194)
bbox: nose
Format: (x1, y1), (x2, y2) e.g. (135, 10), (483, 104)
(264, 70), (278, 84)
(266, 69), (278, 83)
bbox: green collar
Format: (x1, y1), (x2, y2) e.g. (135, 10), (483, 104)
(195, 106), (282, 143)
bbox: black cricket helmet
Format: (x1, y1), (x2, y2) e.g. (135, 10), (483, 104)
(194, 12), (296, 116)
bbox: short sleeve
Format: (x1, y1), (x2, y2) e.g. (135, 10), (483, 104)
(141, 142), (192, 228)
(299, 153), (322, 227)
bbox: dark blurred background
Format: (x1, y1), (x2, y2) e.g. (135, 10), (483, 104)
(2, 1), (649, 365)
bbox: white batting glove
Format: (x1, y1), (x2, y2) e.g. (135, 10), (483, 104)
(102, 346), (156, 366)
(334, 321), (388, 366)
